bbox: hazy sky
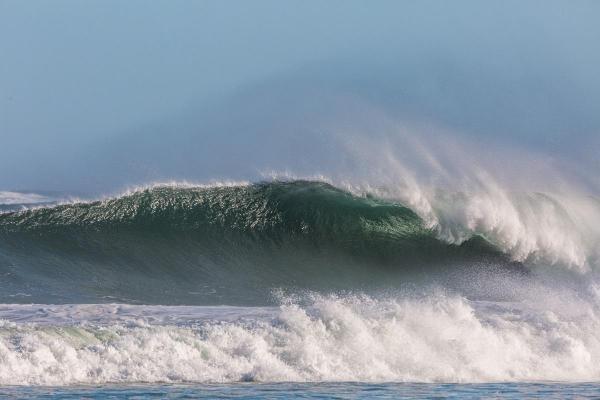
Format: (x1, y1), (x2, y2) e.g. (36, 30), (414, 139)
(1, 1), (599, 192)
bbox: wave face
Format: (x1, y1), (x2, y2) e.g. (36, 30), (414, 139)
(0, 181), (513, 305)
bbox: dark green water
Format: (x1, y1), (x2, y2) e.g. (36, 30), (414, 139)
(0, 181), (516, 305)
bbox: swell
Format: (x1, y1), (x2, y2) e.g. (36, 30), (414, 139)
(0, 181), (515, 304)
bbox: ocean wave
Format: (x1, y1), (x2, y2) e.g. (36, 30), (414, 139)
(0, 179), (598, 304)
(0, 180), (517, 304)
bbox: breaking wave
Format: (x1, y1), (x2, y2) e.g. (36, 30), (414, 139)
(1, 180), (600, 384)
(0, 180), (598, 304)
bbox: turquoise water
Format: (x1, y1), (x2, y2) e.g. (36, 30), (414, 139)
(2, 383), (600, 399)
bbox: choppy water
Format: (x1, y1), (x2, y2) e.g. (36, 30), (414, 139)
(3, 382), (600, 399)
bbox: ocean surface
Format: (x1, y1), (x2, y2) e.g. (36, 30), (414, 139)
(2, 180), (600, 397)
(3, 382), (600, 399)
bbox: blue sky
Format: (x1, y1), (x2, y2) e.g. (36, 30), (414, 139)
(1, 1), (599, 191)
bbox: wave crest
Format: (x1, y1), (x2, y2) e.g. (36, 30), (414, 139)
(0, 179), (597, 304)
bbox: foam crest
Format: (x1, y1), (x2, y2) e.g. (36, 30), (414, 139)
(427, 181), (600, 271)
(2, 291), (600, 385)
(332, 123), (600, 271)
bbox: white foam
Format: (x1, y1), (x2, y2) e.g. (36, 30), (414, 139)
(324, 121), (600, 272)
(425, 183), (600, 272)
(2, 290), (600, 385)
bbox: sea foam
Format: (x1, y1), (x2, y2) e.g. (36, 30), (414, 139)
(2, 289), (600, 385)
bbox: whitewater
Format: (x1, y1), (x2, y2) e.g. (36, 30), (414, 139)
(0, 174), (600, 388)
(2, 290), (600, 386)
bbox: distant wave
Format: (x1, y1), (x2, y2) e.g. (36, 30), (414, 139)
(0, 191), (55, 205)
(0, 191), (59, 213)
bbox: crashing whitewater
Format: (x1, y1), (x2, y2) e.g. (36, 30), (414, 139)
(3, 290), (600, 385)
